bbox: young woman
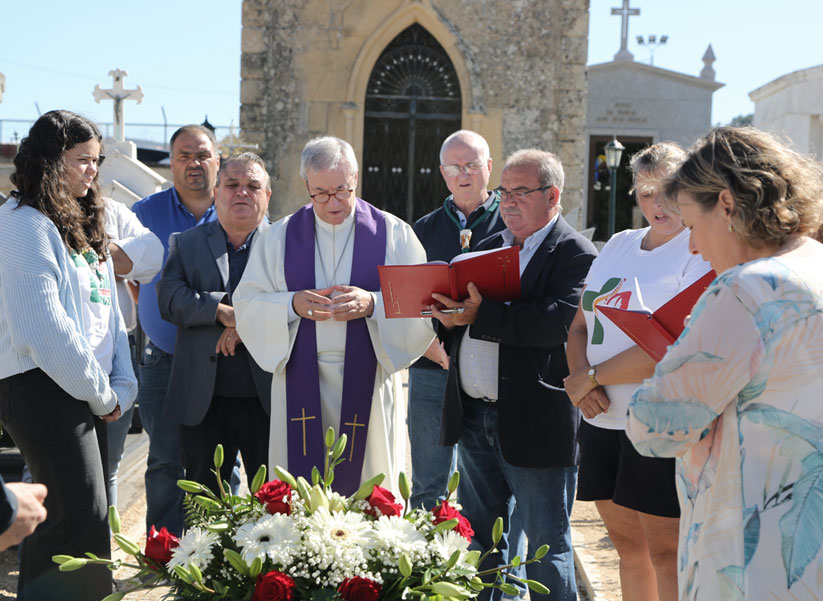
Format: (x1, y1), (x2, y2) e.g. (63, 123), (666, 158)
(0, 110), (137, 600)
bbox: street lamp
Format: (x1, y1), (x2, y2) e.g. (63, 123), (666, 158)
(605, 136), (625, 238)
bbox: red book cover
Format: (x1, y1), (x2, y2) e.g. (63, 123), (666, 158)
(597, 270), (716, 361)
(378, 246), (521, 318)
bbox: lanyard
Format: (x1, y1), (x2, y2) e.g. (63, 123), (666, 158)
(442, 191), (500, 252)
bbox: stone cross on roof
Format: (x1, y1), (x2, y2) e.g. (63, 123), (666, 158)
(611, 0), (640, 62)
(93, 69), (143, 142)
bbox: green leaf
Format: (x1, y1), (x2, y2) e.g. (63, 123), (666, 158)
(58, 558), (89, 572)
(511, 555), (521, 567)
(399, 553), (413, 578)
(524, 579), (549, 595)
(189, 562), (203, 582)
(498, 583), (519, 596)
(491, 517), (503, 545)
(273, 466), (298, 488)
(52, 554), (75, 565)
(464, 550), (481, 567)
(224, 548), (250, 576)
(194, 495), (223, 511)
(432, 518), (459, 534)
(429, 582), (469, 598)
(251, 464), (267, 494)
(250, 556), (263, 578)
(108, 506), (121, 534)
(351, 473), (385, 500)
(422, 568), (432, 584)
(325, 427), (336, 448)
(447, 471), (460, 494)
(113, 534), (140, 556)
(399, 472), (412, 501)
(445, 549), (460, 570)
(331, 435), (347, 460)
(214, 581), (228, 595)
(206, 521), (231, 533)
(468, 577), (484, 591)
(173, 565), (194, 584)
(101, 593), (126, 601)
(177, 479), (207, 494)
(213, 444), (224, 469)
(533, 544), (549, 560)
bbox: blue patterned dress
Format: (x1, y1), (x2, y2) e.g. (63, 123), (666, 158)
(627, 256), (823, 600)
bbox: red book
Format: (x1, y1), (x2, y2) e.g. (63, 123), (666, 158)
(377, 246), (521, 318)
(597, 270), (716, 362)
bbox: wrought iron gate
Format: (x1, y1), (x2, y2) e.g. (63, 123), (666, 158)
(361, 24), (462, 223)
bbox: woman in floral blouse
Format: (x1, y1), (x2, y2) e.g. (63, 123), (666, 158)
(627, 127), (823, 600)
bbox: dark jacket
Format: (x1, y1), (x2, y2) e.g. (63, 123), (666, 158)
(157, 219), (272, 426)
(438, 216), (597, 468)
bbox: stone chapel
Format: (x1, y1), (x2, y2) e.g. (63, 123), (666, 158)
(239, 0), (589, 223)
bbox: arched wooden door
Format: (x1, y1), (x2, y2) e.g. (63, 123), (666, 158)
(361, 24), (462, 223)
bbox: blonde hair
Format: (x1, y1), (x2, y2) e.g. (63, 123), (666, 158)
(629, 142), (684, 195)
(664, 127), (823, 248)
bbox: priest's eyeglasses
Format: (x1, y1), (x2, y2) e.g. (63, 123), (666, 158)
(495, 185), (550, 201)
(309, 188), (355, 203)
(442, 162), (483, 177)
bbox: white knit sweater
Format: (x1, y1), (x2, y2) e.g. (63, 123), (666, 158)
(0, 198), (136, 415)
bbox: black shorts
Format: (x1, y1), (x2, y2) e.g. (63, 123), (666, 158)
(576, 420), (680, 518)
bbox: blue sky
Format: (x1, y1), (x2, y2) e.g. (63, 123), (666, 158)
(1, 0), (820, 144)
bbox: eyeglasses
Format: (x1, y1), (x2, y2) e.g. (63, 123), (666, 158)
(309, 188), (355, 203)
(441, 162), (484, 177)
(495, 185), (550, 201)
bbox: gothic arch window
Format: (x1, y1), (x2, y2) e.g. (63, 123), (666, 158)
(361, 24), (461, 223)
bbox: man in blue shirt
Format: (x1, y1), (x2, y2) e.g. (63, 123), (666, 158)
(132, 124), (219, 536)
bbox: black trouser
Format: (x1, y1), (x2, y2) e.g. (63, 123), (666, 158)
(0, 369), (111, 601)
(179, 394), (270, 499)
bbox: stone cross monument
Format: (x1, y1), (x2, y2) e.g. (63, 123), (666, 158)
(93, 69), (143, 142)
(611, 0), (640, 62)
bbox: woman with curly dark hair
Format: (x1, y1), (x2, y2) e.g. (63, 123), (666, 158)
(0, 110), (137, 600)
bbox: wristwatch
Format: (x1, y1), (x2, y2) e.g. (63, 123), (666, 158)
(587, 366), (599, 387)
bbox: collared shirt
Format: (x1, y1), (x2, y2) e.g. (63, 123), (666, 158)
(132, 186), (216, 354)
(450, 192), (496, 228)
(458, 213), (560, 401)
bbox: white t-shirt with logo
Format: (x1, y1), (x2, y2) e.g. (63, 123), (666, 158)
(581, 227), (711, 430)
(71, 249), (114, 375)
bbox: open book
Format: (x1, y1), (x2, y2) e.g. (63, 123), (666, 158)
(377, 246), (521, 318)
(597, 270), (716, 361)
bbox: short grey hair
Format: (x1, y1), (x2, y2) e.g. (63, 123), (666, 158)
(503, 148), (565, 193)
(300, 136), (358, 179)
(216, 152), (271, 191)
(439, 130), (491, 164)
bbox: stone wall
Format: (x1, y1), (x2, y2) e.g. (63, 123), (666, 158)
(241, 0), (589, 223)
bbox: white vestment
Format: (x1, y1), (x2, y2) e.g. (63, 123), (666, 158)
(234, 205), (434, 492)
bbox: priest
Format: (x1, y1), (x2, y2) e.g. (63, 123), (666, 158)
(234, 136), (434, 494)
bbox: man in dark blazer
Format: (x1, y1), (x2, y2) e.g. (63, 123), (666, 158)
(157, 153), (273, 495)
(431, 149), (597, 601)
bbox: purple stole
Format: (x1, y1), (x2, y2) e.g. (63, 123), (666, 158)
(283, 198), (386, 494)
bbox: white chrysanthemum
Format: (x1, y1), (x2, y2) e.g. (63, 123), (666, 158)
(167, 527), (220, 571)
(306, 506), (374, 549)
(234, 512), (301, 565)
(433, 529), (475, 572)
(371, 515), (429, 565)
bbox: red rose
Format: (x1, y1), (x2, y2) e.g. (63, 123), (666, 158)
(365, 485), (403, 518)
(338, 576), (382, 601)
(255, 480), (293, 515)
(253, 571), (296, 601)
(432, 501), (474, 541)
(144, 525), (179, 568)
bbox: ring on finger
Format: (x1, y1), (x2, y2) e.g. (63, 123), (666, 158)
(308, 308), (313, 317)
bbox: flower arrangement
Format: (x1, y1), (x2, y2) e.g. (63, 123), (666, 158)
(53, 429), (548, 601)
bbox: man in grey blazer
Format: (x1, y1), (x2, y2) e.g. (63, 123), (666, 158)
(157, 153), (272, 494)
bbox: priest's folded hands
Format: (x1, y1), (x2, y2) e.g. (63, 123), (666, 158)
(292, 284), (375, 321)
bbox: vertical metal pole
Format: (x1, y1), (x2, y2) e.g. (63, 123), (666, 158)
(406, 97), (417, 224)
(608, 168), (618, 238)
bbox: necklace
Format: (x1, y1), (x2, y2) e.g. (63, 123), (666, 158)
(315, 219), (355, 286)
(443, 191), (500, 253)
